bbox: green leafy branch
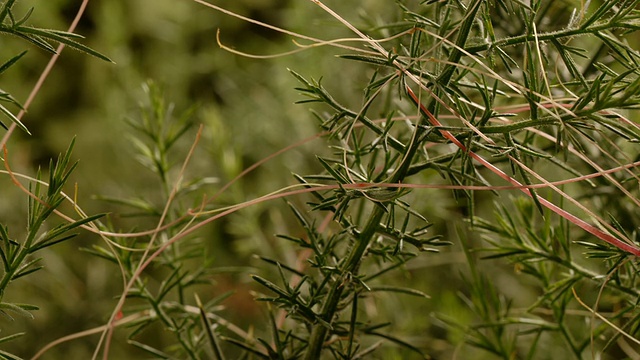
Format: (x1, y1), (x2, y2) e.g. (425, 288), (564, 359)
(0, 140), (103, 350)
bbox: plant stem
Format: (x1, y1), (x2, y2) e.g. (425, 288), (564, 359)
(303, 2), (482, 357)
(304, 206), (386, 358)
(465, 21), (627, 54)
(0, 232), (36, 302)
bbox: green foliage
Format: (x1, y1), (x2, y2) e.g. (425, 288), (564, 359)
(231, 0), (640, 358)
(0, 0), (639, 359)
(0, 139), (104, 353)
(84, 82), (224, 359)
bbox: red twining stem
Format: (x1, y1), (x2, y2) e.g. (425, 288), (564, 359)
(406, 86), (640, 256)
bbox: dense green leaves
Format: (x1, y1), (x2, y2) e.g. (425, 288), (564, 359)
(1, 0), (640, 358)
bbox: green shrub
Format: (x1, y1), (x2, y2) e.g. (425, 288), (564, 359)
(1, 1), (639, 359)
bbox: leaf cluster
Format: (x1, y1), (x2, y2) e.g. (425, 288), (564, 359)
(0, 140), (104, 356)
(234, 0), (640, 358)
